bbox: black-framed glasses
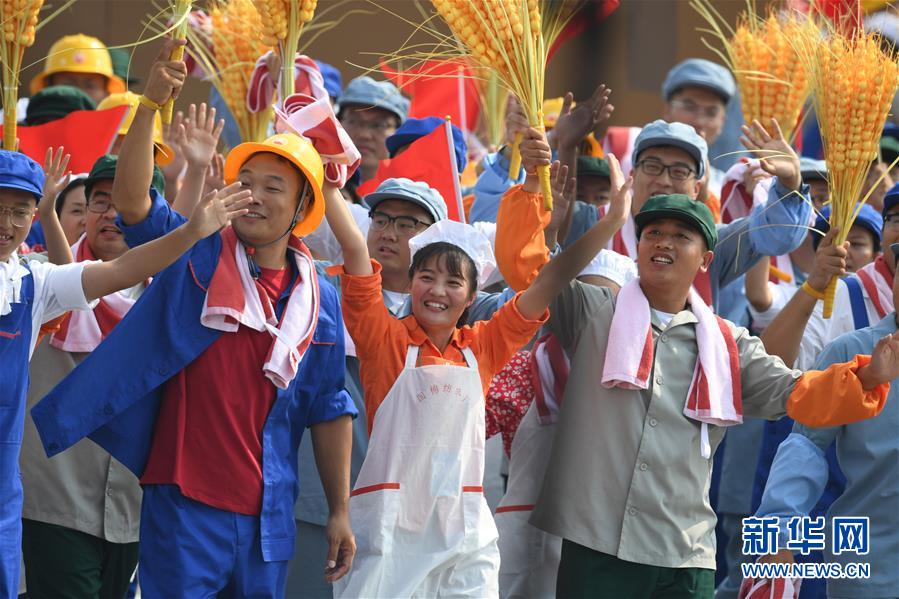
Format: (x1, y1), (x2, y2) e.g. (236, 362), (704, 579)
(0, 205), (35, 228)
(635, 159), (696, 181)
(369, 211), (431, 236)
(87, 197), (115, 214)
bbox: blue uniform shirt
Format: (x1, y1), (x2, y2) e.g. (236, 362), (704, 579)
(756, 314), (899, 598)
(31, 190), (356, 562)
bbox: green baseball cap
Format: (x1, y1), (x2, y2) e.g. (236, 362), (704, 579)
(880, 136), (899, 163)
(635, 193), (717, 250)
(85, 154), (165, 198)
(577, 156), (610, 179)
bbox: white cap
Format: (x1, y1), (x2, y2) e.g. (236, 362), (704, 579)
(577, 249), (637, 286)
(408, 219), (497, 288)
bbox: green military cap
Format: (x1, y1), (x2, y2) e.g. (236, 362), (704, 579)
(577, 155), (610, 179)
(24, 85), (95, 126)
(85, 154), (165, 198)
(635, 193), (717, 250)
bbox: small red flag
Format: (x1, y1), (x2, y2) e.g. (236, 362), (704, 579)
(357, 121), (465, 222)
(3, 106), (128, 173)
(381, 59), (480, 133)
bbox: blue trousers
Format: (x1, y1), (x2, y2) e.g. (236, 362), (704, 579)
(0, 443), (22, 598)
(139, 485), (287, 598)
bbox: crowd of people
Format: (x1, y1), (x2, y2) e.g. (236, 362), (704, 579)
(1, 16), (899, 599)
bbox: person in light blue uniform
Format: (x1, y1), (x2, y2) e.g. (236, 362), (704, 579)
(754, 272), (899, 598)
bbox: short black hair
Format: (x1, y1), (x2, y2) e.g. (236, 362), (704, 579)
(409, 242), (478, 325)
(55, 177), (87, 217)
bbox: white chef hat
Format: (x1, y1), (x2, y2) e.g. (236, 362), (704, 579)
(408, 219), (497, 289)
(577, 249), (637, 286)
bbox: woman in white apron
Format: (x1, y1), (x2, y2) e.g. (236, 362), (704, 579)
(322, 128), (633, 597)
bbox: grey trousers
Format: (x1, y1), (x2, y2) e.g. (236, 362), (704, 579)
(285, 520), (333, 599)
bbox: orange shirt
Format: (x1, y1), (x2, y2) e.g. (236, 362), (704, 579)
(335, 261), (547, 436)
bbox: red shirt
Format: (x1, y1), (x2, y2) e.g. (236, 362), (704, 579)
(141, 266), (294, 515)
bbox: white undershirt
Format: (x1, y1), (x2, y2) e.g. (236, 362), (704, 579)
(652, 309), (676, 328)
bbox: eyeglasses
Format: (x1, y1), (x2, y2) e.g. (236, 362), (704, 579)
(87, 197), (115, 214)
(635, 159), (696, 181)
(341, 115), (398, 134)
(669, 99), (723, 121)
(0, 205), (35, 228)
(369, 211), (431, 236)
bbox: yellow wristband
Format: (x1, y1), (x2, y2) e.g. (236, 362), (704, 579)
(801, 281), (827, 301)
(138, 95), (162, 112)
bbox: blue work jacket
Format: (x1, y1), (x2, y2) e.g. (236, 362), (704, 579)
(31, 191), (356, 562)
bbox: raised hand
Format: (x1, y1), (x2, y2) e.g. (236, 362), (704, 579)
(519, 126), (552, 174)
(740, 118), (801, 191)
(40, 146), (71, 212)
(552, 84), (614, 150)
(203, 152), (226, 198)
(143, 38), (188, 107)
(603, 153), (633, 225)
(504, 95), (530, 146)
(547, 161), (575, 233)
(185, 182), (252, 240)
(806, 227), (848, 292)
(177, 103), (225, 169)
(860, 330), (899, 389)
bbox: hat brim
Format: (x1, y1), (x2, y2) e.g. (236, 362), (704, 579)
(635, 208), (715, 250)
(338, 99), (405, 123)
(154, 141), (175, 167)
(30, 70), (126, 95)
(223, 143), (325, 238)
(634, 136), (705, 178)
(667, 78), (731, 103)
(0, 182), (42, 201)
(364, 191), (441, 224)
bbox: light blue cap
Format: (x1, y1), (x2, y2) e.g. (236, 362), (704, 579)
(364, 177), (447, 223)
(337, 76), (410, 123)
(799, 157), (827, 181)
(662, 58), (736, 103)
(633, 120), (708, 179)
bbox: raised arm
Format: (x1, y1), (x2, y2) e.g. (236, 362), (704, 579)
(322, 181), (372, 275)
(114, 39), (187, 225)
(38, 147), (74, 265)
(516, 153), (631, 320)
(760, 228), (847, 365)
(745, 259), (773, 313)
(171, 103), (225, 216)
(81, 184), (250, 301)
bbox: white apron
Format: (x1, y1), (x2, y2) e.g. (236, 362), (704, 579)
(334, 345), (500, 598)
(495, 403), (562, 599)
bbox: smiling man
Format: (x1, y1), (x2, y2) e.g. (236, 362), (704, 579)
(531, 191), (899, 599)
(30, 41), (357, 598)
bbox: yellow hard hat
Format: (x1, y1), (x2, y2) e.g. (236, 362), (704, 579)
(224, 133), (326, 238)
(96, 92), (175, 166)
(30, 34), (126, 95)
(543, 96), (574, 130)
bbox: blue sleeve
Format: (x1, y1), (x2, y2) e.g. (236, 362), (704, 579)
(466, 286), (517, 324)
(748, 179), (812, 256)
(755, 431), (833, 546)
(469, 151), (526, 224)
(304, 283), (357, 427)
(117, 188), (188, 247)
(561, 201), (600, 248)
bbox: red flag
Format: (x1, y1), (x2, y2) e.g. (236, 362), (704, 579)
(357, 121), (465, 222)
(381, 59), (480, 133)
(2, 106), (128, 173)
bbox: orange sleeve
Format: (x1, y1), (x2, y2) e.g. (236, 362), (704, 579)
(35, 314), (66, 345)
(494, 184), (551, 292)
(471, 293), (548, 378)
(329, 260), (407, 360)
(705, 190), (722, 224)
(786, 354), (889, 427)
